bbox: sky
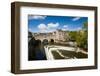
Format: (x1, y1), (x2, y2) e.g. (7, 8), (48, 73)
(28, 15), (88, 33)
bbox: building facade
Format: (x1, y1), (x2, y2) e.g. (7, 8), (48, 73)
(31, 29), (69, 43)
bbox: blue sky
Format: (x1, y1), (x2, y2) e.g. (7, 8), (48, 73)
(28, 15), (88, 33)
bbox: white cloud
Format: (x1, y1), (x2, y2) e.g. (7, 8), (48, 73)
(37, 23), (81, 32)
(77, 27), (82, 30)
(62, 25), (68, 31)
(72, 17), (80, 21)
(38, 24), (47, 32)
(28, 28), (33, 32)
(63, 25), (68, 28)
(66, 27), (82, 31)
(62, 28), (67, 31)
(28, 15), (46, 20)
(37, 22), (59, 33)
(47, 23), (59, 29)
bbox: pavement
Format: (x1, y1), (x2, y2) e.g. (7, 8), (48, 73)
(44, 45), (88, 60)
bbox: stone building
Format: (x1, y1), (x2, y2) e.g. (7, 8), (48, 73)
(31, 29), (69, 43)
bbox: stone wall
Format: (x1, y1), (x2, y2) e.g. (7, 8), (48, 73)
(32, 29), (69, 42)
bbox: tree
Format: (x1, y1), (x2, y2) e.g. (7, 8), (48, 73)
(82, 22), (88, 31)
(69, 31), (77, 42)
(68, 21), (88, 51)
(76, 21), (88, 50)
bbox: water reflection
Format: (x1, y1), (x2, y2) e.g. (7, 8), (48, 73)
(28, 37), (47, 61)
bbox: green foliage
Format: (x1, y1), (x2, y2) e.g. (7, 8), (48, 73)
(76, 31), (87, 48)
(68, 22), (88, 50)
(69, 31), (77, 41)
(82, 22), (88, 30)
